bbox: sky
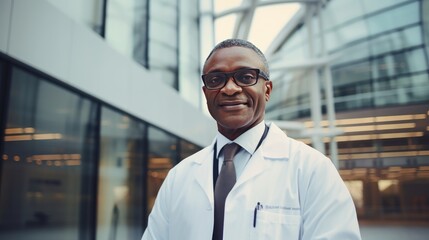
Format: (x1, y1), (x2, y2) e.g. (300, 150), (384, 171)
(214, 1), (300, 53)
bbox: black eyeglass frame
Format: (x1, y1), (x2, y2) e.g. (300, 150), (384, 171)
(201, 68), (269, 90)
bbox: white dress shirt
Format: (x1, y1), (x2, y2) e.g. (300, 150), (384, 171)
(215, 121), (266, 178)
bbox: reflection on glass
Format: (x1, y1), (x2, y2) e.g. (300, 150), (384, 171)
(262, 0), (429, 224)
(378, 179), (400, 215)
(367, 1), (419, 35)
(324, 0), (363, 29)
(0, 67), (98, 240)
(105, 0), (149, 67)
(96, 107), (145, 240)
(180, 139), (201, 161)
(178, 0), (202, 107)
(147, 126), (177, 214)
(370, 26), (422, 56)
(0, 61), (3, 93)
(362, 0), (409, 14)
(149, 0), (178, 88)
(344, 180), (364, 216)
(337, 20), (368, 44)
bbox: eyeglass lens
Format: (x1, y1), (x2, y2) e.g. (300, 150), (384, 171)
(203, 69), (259, 89)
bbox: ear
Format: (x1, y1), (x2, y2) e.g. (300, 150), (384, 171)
(264, 81), (273, 101)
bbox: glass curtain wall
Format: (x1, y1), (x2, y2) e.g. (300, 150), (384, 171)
(0, 66), (98, 240)
(0, 57), (202, 239)
(265, 0), (429, 222)
(178, 0), (201, 108)
(180, 139), (200, 160)
(101, 0), (202, 108)
(424, 0), (429, 58)
(146, 126), (178, 214)
(149, 0), (179, 88)
(267, 0), (429, 119)
(96, 107), (146, 240)
(105, 0), (149, 67)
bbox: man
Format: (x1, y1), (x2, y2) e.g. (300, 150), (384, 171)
(142, 39), (361, 240)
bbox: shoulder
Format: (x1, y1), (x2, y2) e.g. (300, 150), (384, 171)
(167, 143), (213, 174)
(179, 144), (213, 165)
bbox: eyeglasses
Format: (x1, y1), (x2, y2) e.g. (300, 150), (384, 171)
(201, 68), (269, 90)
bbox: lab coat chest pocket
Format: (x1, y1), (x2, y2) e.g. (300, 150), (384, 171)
(251, 210), (301, 240)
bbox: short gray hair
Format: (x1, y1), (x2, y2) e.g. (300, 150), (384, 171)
(204, 39), (270, 79)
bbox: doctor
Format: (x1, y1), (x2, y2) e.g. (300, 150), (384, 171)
(142, 39), (361, 240)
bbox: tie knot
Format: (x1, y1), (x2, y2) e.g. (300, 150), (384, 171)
(222, 142), (240, 162)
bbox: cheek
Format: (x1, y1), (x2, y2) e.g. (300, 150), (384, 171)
(203, 89), (215, 103)
(256, 99), (266, 114)
(204, 92), (218, 113)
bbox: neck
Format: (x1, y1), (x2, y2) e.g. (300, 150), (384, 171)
(218, 120), (264, 140)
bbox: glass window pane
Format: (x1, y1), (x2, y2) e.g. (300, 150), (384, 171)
(180, 139), (201, 160)
(324, 0), (364, 29)
(337, 20), (368, 44)
(370, 26), (423, 56)
(146, 126), (177, 214)
(334, 40), (370, 64)
(0, 67), (98, 240)
(325, 29), (342, 52)
(332, 61), (371, 85)
(362, 0), (409, 14)
(367, 2), (419, 36)
(96, 107), (146, 240)
(424, 0), (429, 58)
(149, 0), (178, 88)
(410, 72), (429, 102)
(105, 0), (149, 67)
(0, 61), (4, 92)
(405, 48), (427, 73)
(178, 0), (201, 107)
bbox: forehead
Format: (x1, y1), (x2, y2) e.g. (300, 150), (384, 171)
(203, 47), (264, 73)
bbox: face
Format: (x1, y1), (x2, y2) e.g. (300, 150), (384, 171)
(202, 46), (273, 140)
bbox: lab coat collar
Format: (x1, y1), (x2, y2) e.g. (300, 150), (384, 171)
(191, 122), (291, 204)
(192, 140), (216, 205)
(192, 122), (291, 164)
(259, 122), (291, 159)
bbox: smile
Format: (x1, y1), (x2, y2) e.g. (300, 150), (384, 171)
(219, 101), (248, 110)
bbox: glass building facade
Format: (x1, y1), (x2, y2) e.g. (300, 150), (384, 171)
(265, 0), (429, 222)
(0, 0), (209, 239)
(2, 0), (428, 239)
(0, 56), (202, 239)
(46, 0), (202, 108)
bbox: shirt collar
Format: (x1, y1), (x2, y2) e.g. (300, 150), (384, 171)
(216, 121), (266, 158)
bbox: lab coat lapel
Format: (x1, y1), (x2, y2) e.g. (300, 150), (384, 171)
(192, 143), (215, 206)
(235, 123), (290, 188)
(235, 147), (270, 187)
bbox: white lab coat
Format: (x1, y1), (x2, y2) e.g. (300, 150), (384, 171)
(142, 123), (361, 240)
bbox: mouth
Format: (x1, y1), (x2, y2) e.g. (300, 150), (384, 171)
(218, 101), (248, 110)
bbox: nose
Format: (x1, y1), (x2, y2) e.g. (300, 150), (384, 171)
(220, 77), (242, 95)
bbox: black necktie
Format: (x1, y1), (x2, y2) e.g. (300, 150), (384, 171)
(213, 143), (240, 240)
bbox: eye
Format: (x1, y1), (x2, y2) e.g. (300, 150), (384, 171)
(204, 73), (225, 87)
(208, 76), (222, 84)
(235, 70), (257, 85)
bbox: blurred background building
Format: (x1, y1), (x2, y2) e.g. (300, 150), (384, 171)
(0, 0), (428, 240)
